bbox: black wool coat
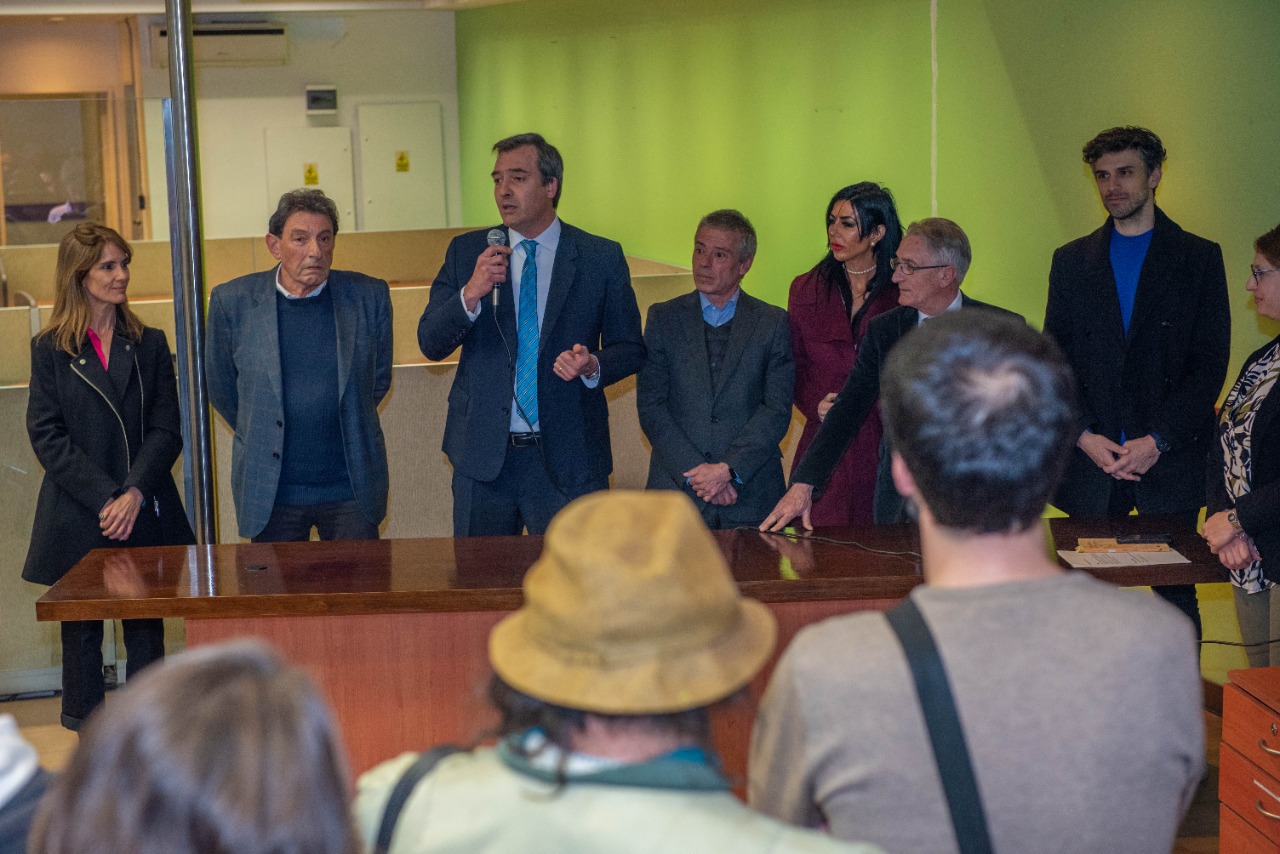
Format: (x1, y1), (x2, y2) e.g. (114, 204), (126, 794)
(23, 326), (194, 586)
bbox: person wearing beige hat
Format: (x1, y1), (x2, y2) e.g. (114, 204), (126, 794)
(354, 490), (881, 854)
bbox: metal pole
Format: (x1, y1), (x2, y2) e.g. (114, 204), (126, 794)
(163, 0), (216, 544)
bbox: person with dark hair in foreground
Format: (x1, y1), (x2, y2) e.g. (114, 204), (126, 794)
(750, 312), (1203, 853)
(29, 640), (360, 854)
(355, 490), (881, 853)
(1044, 125), (1231, 638)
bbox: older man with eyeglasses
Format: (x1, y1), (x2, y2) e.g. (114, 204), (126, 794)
(760, 217), (1020, 532)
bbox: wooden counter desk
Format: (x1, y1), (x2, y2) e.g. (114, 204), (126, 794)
(37, 515), (1224, 779)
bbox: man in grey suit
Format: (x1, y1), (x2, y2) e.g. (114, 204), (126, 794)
(207, 188), (392, 542)
(638, 210), (793, 529)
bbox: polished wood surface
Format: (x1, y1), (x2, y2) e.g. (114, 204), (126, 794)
(36, 514), (1227, 776)
(1221, 744), (1280, 846)
(1231, 667), (1280, 720)
(1220, 670), (1280, 852)
(183, 596), (903, 777)
(185, 611), (507, 775)
(1223, 682), (1280, 783)
(1219, 802), (1277, 854)
(36, 515), (1225, 622)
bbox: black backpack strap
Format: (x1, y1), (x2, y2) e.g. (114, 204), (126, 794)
(373, 745), (464, 854)
(885, 598), (994, 854)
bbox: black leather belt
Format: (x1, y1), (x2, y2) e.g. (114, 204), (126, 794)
(509, 432), (542, 447)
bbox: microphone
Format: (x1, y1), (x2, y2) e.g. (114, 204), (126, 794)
(486, 228), (507, 307)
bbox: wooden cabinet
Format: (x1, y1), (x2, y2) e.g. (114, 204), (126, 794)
(1222, 668), (1280, 852)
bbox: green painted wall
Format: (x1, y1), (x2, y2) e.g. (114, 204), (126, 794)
(936, 0), (1280, 372)
(456, 0), (933, 302)
(456, 0), (1280, 368)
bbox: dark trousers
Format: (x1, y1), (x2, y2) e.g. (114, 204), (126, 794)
(252, 499), (379, 543)
(453, 442), (606, 536)
(60, 617), (164, 730)
(1107, 481), (1203, 640)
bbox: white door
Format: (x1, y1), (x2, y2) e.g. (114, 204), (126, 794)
(264, 126), (356, 229)
(357, 101), (447, 231)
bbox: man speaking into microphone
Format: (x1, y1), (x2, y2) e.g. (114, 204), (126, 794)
(419, 133), (644, 536)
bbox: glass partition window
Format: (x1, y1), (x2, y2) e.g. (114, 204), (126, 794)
(0, 96), (108, 247)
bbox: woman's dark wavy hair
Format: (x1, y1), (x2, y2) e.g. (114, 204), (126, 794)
(815, 182), (903, 302)
(29, 640), (360, 854)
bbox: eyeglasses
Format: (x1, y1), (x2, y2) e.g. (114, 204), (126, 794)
(1252, 267), (1280, 282)
(890, 258), (950, 275)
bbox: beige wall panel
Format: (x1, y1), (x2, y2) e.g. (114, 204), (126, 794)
(203, 237), (263, 287)
(330, 228), (469, 285)
(389, 286), (431, 366)
(128, 299), (176, 348)
(0, 386), (58, 687)
(633, 272), (694, 320)
(0, 308), (34, 385)
(626, 257), (687, 276)
(0, 245), (58, 304)
(125, 241), (175, 299)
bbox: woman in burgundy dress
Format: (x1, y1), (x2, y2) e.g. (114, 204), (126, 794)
(787, 183), (902, 525)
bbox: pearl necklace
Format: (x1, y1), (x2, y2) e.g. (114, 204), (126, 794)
(844, 263), (876, 276)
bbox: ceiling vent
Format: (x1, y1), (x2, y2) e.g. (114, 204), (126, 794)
(150, 22), (288, 68)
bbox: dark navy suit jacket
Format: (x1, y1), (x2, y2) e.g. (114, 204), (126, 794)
(419, 222), (644, 491)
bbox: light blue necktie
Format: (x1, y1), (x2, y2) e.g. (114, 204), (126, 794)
(515, 240), (539, 427)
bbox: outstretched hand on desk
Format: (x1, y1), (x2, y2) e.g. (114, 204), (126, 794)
(759, 483), (814, 532)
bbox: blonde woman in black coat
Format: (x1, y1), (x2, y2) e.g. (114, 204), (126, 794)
(23, 223), (194, 730)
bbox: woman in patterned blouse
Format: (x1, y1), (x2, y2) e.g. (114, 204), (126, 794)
(1205, 224), (1280, 667)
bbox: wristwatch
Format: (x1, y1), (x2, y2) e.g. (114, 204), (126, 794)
(1151, 432), (1171, 453)
(1228, 509), (1243, 534)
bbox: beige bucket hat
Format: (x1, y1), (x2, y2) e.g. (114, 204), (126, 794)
(489, 490), (777, 714)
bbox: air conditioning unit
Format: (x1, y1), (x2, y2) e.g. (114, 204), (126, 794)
(150, 22), (288, 68)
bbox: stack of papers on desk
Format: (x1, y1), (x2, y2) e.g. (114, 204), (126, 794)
(1058, 538), (1190, 568)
